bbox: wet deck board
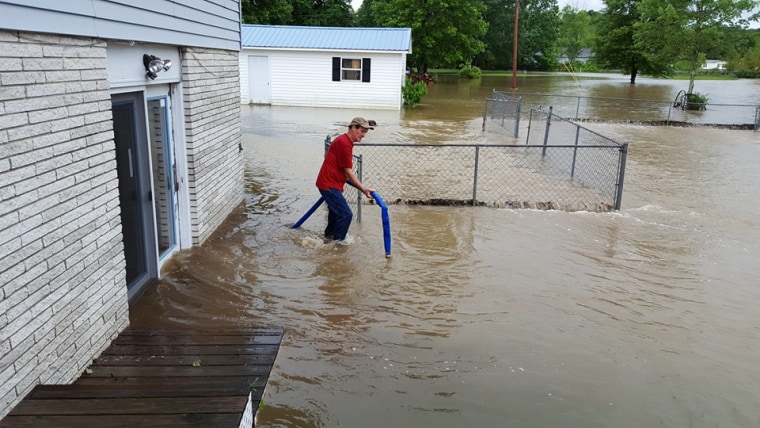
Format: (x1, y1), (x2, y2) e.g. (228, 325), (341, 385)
(1, 327), (284, 428)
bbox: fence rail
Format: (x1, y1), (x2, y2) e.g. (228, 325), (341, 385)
(328, 130), (627, 216)
(482, 94), (521, 137)
(328, 92), (635, 218)
(493, 90), (759, 131)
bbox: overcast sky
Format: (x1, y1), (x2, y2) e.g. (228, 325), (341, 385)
(558, 0), (605, 10)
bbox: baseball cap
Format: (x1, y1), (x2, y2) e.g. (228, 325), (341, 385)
(350, 117), (377, 130)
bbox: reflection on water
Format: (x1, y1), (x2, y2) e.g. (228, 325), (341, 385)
(131, 74), (760, 427)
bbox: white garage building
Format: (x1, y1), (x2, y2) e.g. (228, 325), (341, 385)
(240, 25), (412, 110)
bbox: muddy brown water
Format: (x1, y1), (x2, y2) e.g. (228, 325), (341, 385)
(131, 74), (760, 427)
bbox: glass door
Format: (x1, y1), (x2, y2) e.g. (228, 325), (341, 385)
(112, 93), (157, 295)
(147, 96), (178, 260)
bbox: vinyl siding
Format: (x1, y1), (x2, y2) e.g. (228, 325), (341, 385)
(0, 0), (241, 51)
(242, 49), (406, 110)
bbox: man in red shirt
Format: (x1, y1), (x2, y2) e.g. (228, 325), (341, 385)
(316, 117), (376, 241)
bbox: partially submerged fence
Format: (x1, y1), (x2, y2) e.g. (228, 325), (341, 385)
(494, 90), (759, 130)
(482, 92), (521, 137)
(326, 119), (628, 215)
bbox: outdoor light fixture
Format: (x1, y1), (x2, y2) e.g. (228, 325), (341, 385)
(143, 54), (172, 80)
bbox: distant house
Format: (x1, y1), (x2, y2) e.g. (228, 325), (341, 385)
(558, 48), (595, 64)
(703, 60), (727, 70)
(240, 25), (413, 110)
(0, 0), (244, 418)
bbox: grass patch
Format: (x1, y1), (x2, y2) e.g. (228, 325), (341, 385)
(429, 69), (544, 77)
(428, 69), (739, 80)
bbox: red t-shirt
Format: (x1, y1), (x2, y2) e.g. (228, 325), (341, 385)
(316, 133), (353, 192)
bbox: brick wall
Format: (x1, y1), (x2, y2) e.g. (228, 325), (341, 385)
(181, 47), (244, 245)
(0, 31), (130, 418)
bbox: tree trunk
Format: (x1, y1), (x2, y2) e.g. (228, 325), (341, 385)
(688, 67), (696, 94)
(630, 66), (638, 84)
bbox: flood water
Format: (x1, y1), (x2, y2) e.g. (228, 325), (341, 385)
(130, 74), (760, 427)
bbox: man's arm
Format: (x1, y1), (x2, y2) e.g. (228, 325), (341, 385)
(344, 167), (373, 199)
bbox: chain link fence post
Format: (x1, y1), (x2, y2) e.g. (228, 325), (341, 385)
(472, 146), (480, 206)
(542, 106), (553, 157)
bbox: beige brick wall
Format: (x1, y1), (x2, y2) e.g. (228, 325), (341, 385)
(0, 31), (130, 418)
(181, 47), (244, 245)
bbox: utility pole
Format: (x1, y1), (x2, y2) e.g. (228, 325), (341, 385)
(511, 0), (520, 90)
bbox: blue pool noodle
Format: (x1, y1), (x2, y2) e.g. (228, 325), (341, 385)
(291, 196), (324, 229)
(370, 191), (392, 258)
(292, 184), (391, 257)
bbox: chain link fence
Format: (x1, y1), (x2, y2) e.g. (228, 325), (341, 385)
(482, 92), (521, 137)
(326, 122), (627, 216)
(494, 90), (759, 130)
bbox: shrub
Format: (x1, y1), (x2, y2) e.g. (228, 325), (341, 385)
(736, 70), (760, 78)
(458, 65), (482, 79)
(402, 77), (427, 108)
(686, 92), (709, 111)
(410, 72), (435, 85)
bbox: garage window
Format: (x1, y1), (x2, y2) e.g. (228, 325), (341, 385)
(333, 57), (371, 82)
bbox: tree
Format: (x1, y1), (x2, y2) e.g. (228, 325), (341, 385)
(241, 0), (294, 24)
(291, 0), (355, 26)
(356, 0), (379, 26)
(726, 29), (760, 73)
(371, 0), (488, 73)
(475, 0), (560, 71)
(635, 0), (758, 94)
(517, 0), (562, 69)
(557, 6), (593, 63)
(594, 0), (671, 83)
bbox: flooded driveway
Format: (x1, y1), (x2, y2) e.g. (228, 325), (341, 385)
(131, 74), (760, 427)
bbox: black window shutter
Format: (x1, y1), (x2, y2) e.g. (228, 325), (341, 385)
(332, 57), (341, 81)
(362, 58), (371, 82)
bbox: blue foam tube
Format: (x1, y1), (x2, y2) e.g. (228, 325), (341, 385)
(370, 191), (392, 258)
(291, 196), (324, 229)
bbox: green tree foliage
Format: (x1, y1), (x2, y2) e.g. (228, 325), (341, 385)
(729, 30), (760, 75)
(370, 0), (488, 73)
(241, 0), (355, 26)
(516, 0), (561, 69)
(291, 0), (355, 26)
(594, 0), (671, 83)
(635, 0), (757, 93)
(355, 0), (379, 26)
(241, 0), (294, 24)
(524, 0), (562, 70)
(557, 6), (594, 63)
(475, 0), (560, 70)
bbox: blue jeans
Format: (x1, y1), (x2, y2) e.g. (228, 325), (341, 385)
(319, 188), (353, 240)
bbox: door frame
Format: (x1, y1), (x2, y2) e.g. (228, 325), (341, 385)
(146, 94), (179, 261)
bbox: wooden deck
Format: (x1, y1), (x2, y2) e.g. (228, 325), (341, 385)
(1, 327), (284, 428)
